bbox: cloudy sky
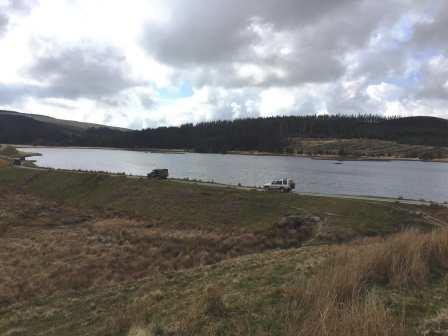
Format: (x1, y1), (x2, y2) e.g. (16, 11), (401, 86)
(0, 0), (447, 129)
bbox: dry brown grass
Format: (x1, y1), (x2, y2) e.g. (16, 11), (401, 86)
(109, 230), (448, 336)
(0, 159), (9, 168)
(282, 292), (403, 336)
(280, 229), (448, 336)
(0, 192), (314, 305)
(327, 230), (448, 292)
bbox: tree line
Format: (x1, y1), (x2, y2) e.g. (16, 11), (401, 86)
(1, 114), (448, 153)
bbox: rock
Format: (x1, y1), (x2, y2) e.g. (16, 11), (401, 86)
(277, 214), (321, 231)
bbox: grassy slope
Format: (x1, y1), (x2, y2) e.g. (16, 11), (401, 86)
(1, 167), (447, 335)
(0, 168), (431, 235)
(2, 237), (448, 336)
(0, 246), (330, 336)
(288, 138), (448, 159)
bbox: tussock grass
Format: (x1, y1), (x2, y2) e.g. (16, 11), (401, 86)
(282, 292), (404, 336)
(4, 229), (448, 335)
(324, 230), (448, 292)
(157, 230), (448, 336)
(281, 229), (448, 336)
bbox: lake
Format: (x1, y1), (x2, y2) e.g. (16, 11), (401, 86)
(21, 147), (448, 202)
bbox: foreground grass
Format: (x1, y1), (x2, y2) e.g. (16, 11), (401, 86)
(110, 230), (448, 336)
(0, 167), (447, 335)
(2, 231), (448, 335)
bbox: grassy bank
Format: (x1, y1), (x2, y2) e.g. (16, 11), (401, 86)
(0, 166), (447, 335)
(288, 138), (448, 161)
(0, 144), (40, 159)
(0, 167), (435, 235)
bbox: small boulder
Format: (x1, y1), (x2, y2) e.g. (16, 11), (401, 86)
(277, 214), (321, 231)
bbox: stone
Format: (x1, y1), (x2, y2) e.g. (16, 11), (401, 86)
(277, 214), (321, 231)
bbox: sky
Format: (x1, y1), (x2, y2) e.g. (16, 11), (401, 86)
(0, 0), (447, 129)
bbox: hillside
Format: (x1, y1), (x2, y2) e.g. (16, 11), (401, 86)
(288, 138), (448, 161)
(0, 110), (128, 146)
(1, 111), (448, 159)
(0, 158), (448, 335)
(0, 110), (128, 131)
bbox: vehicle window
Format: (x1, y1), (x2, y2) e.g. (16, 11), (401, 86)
(283, 179), (287, 184)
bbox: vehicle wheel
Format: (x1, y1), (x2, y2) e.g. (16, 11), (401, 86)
(280, 187), (285, 193)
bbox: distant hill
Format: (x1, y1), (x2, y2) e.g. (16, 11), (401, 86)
(0, 110), (128, 132)
(1, 111), (448, 154)
(0, 110), (129, 146)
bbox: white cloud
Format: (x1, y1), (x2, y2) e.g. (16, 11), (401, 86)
(259, 88), (296, 117)
(366, 83), (403, 101)
(0, 0), (447, 129)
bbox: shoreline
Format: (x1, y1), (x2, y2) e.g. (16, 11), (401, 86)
(13, 164), (448, 207)
(15, 144), (448, 163)
(226, 150), (448, 163)
(16, 144), (189, 154)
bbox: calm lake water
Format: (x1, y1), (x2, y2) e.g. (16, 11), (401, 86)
(21, 147), (448, 202)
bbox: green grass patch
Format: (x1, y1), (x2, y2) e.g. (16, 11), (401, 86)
(0, 168), (431, 236)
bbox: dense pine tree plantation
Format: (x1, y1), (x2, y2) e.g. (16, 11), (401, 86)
(1, 112), (448, 153)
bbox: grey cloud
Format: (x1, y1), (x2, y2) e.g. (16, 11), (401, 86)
(0, 83), (38, 105)
(0, 13), (8, 36)
(27, 43), (141, 99)
(9, 0), (38, 14)
(0, 0), (37, 37)
(416, 58), (448, 100)
(1, 42), (144, 107)
(144, 0), (358, 66)
(139, 95), (156, 110)
(412, 1), (448, 51)
(143, 0), (408, 88)
(4, 0), (448, 125)
(327, 85), (378, 115)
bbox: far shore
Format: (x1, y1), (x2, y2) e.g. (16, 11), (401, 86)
(12, 144), (448, 163)
(227, 150), (448, 163)
(15, 144), (189, 154)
